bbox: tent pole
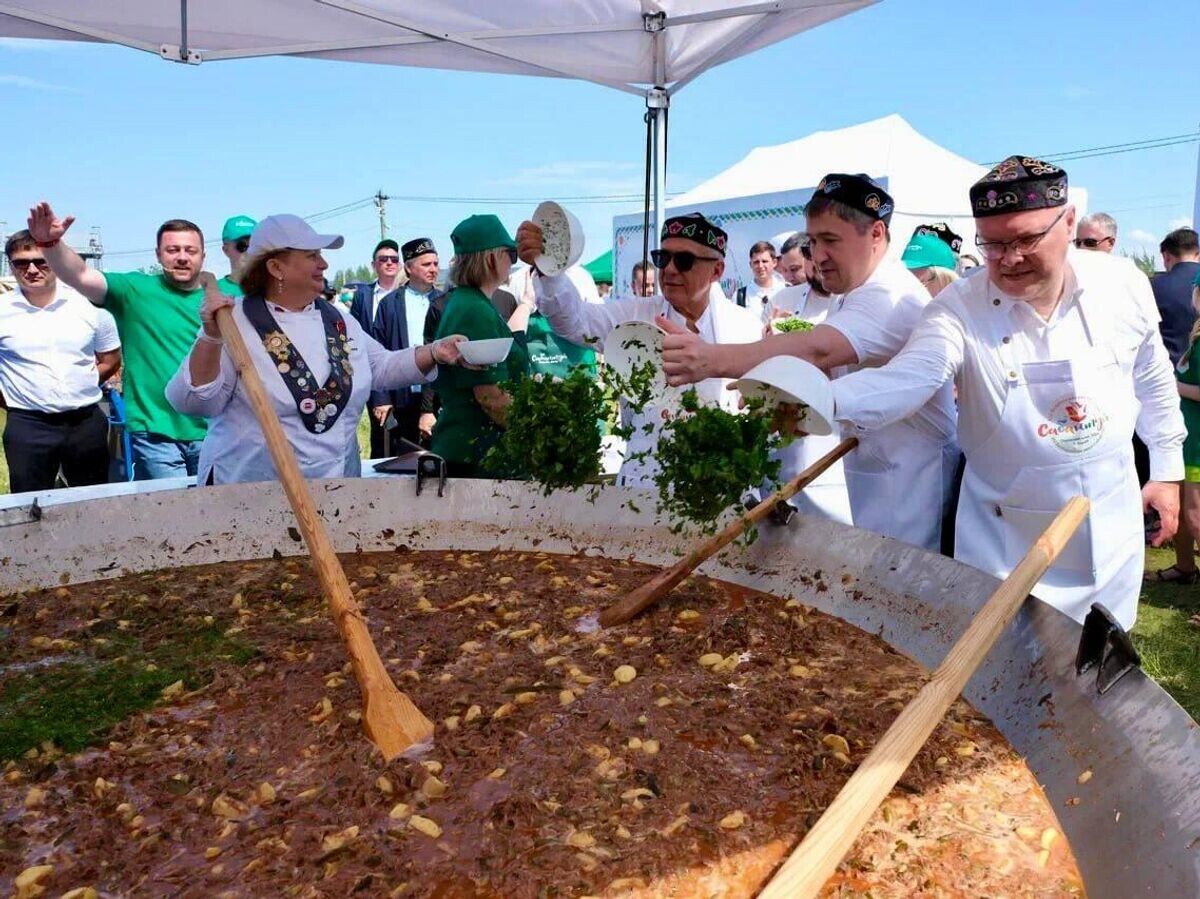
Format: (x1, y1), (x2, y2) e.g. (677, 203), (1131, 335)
(648, 87), (669, 250)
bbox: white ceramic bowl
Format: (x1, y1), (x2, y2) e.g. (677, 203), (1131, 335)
(602, 320), (678, 409)
(532, 200), (585, 277)
(458, 337), (513, 366)
(733, 356), (835, 436)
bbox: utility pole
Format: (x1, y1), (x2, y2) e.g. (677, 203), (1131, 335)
(374, 190), (389, 240)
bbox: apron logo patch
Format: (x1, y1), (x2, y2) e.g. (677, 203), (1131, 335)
(1037, 395), (1107, 453)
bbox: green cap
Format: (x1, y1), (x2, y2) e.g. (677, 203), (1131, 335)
(450, 214), (516, 255)
(901, 231), (956, 271)
(222, 215), (257, 242)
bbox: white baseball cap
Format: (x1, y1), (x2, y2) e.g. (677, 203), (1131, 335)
(242, 214), (344, 268)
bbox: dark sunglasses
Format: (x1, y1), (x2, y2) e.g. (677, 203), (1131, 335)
(1073, 237), (1113, 249)
(650, 248), (721, 273)
(10, 257), (48, 271)
(234, 237), (251, 253)
(375, 254), (400, 264)
(503, 247), (518, 264)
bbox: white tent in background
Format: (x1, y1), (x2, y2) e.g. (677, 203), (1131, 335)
(670, 114), (1088, 258)
(0, 1), (876, 244)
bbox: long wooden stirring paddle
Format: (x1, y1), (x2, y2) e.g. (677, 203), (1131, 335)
(757, 495), (1090, 899)
(599, 437), (858, 628)
(214, 301), (434, 758)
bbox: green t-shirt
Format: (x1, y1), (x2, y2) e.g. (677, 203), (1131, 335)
(431, 287), (529, 466)
(525, 312), (598, 379)
(1177, 338), (1200, 468)
(103, 271), (240, 441)
(216, 275), (243, 297)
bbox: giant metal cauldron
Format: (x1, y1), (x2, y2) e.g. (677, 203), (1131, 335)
(1, 475), (1197, 896)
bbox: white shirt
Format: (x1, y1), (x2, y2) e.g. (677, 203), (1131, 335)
(371, 279), (400, 323)
(0, 290), (120, 412)
(825, 256), (958, 443)
(165, 299), (435, 484)
(768, 283), (839, 324)
(832, 249), (1185, 481)
(741, 273), (786, 322)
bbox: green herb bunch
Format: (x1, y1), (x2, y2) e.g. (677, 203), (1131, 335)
(773, 317), (814, 333)
(483, 368), (608, 494)
(652, 389), (785, 536)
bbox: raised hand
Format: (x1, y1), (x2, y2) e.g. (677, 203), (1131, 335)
(27, 201), (75, 244)
(515, 221), (544, 267)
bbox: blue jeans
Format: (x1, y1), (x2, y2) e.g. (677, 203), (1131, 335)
(128, 431), (202, 481)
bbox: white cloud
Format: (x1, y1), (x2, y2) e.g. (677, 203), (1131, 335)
(1126, 228), (1159, 249)
(0, 74), (80, 92)
(492, 161), (645, 195)
(0, 38), (79, 51)
(1169, 216), (1194, 230)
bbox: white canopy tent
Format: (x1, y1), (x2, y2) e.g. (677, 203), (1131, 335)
(0, 0), (875, 245)
(668, 114), (1089, 257)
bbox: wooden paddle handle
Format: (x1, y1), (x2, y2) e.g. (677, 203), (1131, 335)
(215, 306), (433, 755)
(599, 437), (858, 628)
(757, 495), (1090, 899)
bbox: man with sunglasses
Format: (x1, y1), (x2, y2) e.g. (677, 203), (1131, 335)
(791, 157), (1182, 629)
(0, 229), (122, 493)
(661, 174), (959, 552)
(369, 237), (448, 449)
(515, 212), (762, 487)
(1073, 212), (1118, 253)
(27, 202), (241, 481)
(216, 215), (256, 295)
(349, 238), (407, 456)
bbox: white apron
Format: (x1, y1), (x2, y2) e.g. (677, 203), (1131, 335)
(955, 294), (1143, 628)
(618, 298), (757, 489)
(773, 287), (853, 525)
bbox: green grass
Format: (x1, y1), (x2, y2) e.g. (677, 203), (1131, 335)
(0, 625), (258, 760)
(1133, 547), (1200, 721)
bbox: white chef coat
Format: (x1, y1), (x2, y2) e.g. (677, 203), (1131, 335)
(166, 298), (435, 485)
(831, 249), (1184, 627)
(765, 284), (852, 525)
(0, 291), (121, 412)
(822, 257), (959, 551)
(536, 272), (762, 487)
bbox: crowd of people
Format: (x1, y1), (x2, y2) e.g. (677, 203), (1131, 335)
(2, 152), (1198, 631)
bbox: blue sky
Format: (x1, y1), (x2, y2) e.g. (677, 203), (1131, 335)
(1, 0), (1197, 277)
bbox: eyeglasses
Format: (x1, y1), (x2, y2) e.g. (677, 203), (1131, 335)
(375, 254), (400, 264)
(1073, 236), (1114, 249)
(500, 247), (518, 264)
(974, 207), (1068, 260)
(10, 257), (48, 272)
(650, 248), (721, 273)
(234, 237), (251, 253)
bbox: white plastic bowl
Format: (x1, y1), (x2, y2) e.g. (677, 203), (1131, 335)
(602, 320), (678, 409)
(532, 200), (585, 277)
(733, 356), (835, 436)
(458, 337), (513, 366)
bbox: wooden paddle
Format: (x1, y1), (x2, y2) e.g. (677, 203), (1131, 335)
(598, 437), (858, 628)
(214, 301), (435, 759)
(757, 495), (1090, 899)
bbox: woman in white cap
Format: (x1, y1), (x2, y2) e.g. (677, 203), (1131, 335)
(166, 214), (470, 485)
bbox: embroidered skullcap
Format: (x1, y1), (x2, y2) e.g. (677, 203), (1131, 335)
(808, 173), (894, 225)
(970, 156), (1068, 218)
(661, 212), (728, 256)
(402, 237), (436, 261)
(911, 222), (963, 254)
